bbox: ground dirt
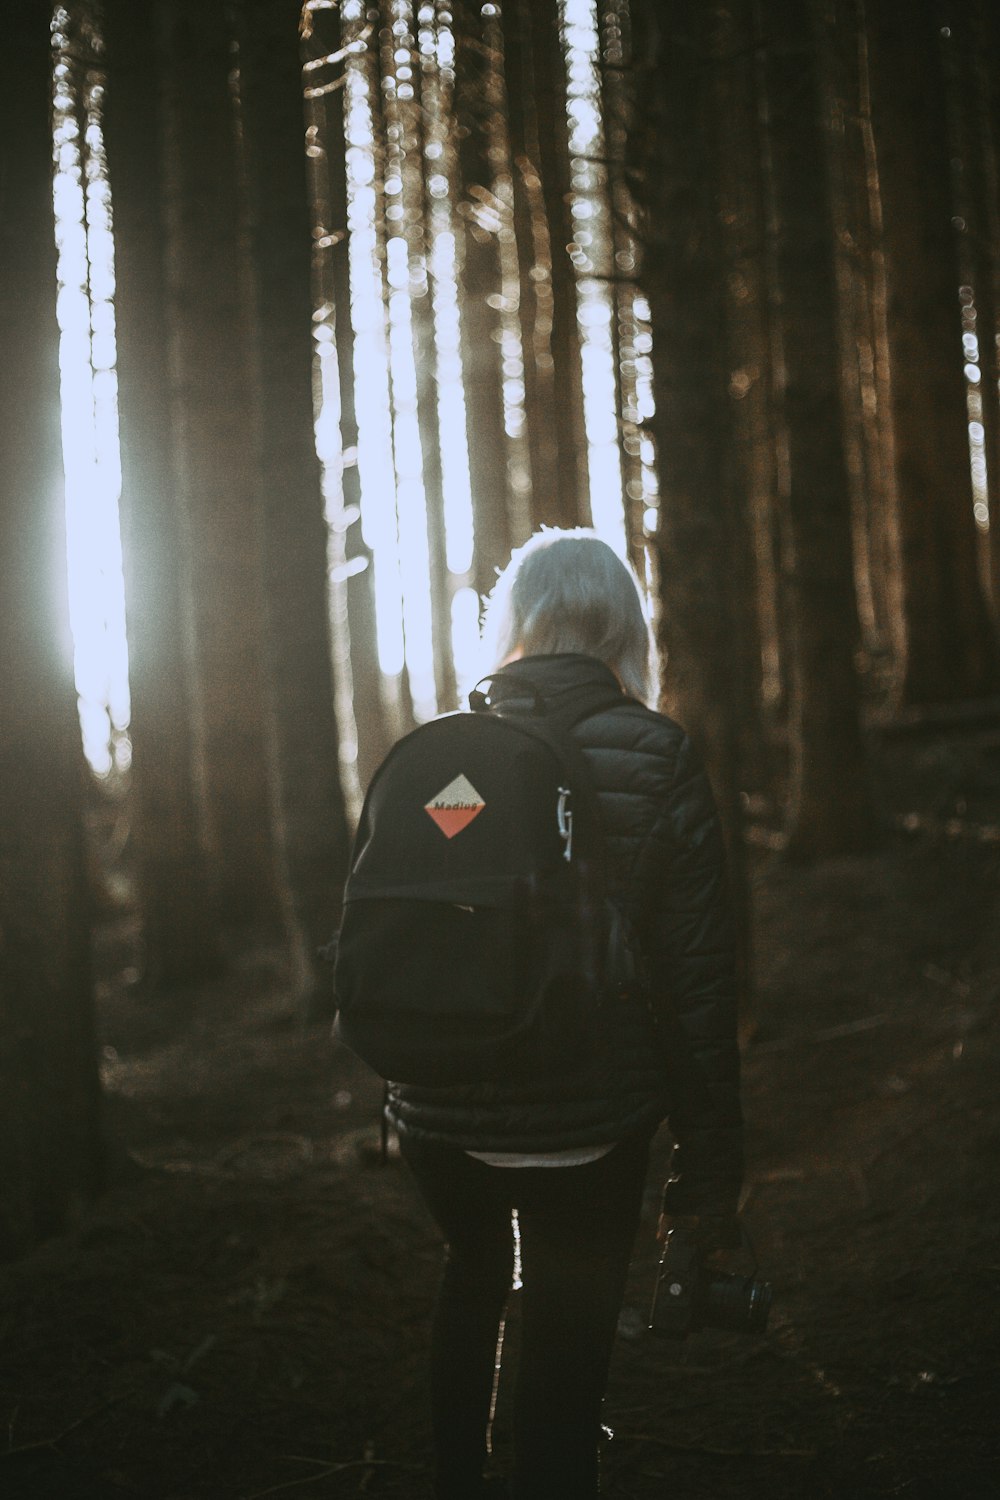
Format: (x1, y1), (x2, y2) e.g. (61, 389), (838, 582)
(2, 721), (999, 1500)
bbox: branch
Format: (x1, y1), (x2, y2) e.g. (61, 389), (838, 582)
(244, 1458), (422, 1499)
(2, 1395), (126, 1459)
(619, 1430), (815, 1459)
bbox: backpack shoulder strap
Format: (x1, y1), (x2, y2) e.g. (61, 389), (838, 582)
(469, 669), (627, 863)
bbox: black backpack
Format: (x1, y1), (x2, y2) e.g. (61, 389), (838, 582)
(331, 671), (636, 1087)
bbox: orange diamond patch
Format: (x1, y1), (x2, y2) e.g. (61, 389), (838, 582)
(425, 774), (486, 839)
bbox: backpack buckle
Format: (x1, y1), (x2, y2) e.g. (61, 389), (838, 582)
(557, 787), (573, 861)
(469, 674), (545, 715)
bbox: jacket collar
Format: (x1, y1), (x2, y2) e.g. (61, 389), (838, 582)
(472, 653), (625, 709)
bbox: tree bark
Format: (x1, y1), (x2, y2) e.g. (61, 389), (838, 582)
(303, 3), (391, 798)
(103, 0), (224, 986)
(866, 1), (998, 703)
(502, 0), (562, 542)
(509, 0), (590, 530)
(237, 0), (352, 999)
(817, 0), (891, 661)
(627, 0), (752, 944)
(409, 12), (459, 714)
(965, 0), (1000, 615)
(0, 0), (103, 1258)
(760, 0), (875, 857)
(454, 0), (516, 593)
(597, 0), (648, 570)
(854, 0), (905, 672)
(710, 0), (774, 794)
(156, 0), (285, 937)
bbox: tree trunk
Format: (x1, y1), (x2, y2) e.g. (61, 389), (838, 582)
(759, 0), (875, 857)
(454, 1), (516, 594)
(854, 0), (905, 673)
(502, 0), (562, 541)
(966, 0), (1000, 615)
(0, 1), (103, 1258)
(510, 0), (590, 530)
(410, 12), (459, 714)
(866, 2), (998, 703)
(369, 4), (454, 720)
(710, 0), (774, 797)
(752, 4), (795, 737)
(157, 0), (285, 938)
(302, 3), (391, 799)
(817, 0), (890, 662)
(940, 12), (993, 609)
(103, 0), (223, 987)
(237, 0), (351, 1000)
(627, 1), (752, 944)
(597, 0), (648, 569)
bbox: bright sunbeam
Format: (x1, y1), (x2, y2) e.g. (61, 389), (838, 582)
(312, 1), (647, 735)
(562, 0), (627, 556)
(51, 9), (130, 778)
(337, 0), (480, 718)
(386, 232), (438, 719)
(342, 7), (407, 681)
(960, 286), (990, 533)
(55, 0), (644, 786)
(316, 0), (638, 725)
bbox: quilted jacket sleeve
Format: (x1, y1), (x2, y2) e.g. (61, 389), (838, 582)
(634, 733), (744, 1218)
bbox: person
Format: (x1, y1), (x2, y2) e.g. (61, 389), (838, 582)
(389, 528), (744, 1500)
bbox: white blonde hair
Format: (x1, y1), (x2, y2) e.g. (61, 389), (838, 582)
(480, 528), (657, 704)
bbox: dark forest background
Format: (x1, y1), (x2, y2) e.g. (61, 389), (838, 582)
(2, 0), (1000, 1264)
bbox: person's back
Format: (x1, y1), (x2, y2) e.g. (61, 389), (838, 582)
(380, 531), (744, 1499)
(389, 651), (741, 1173)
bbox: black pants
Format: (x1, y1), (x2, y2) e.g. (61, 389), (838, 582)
(400, 1132), (652, 1500)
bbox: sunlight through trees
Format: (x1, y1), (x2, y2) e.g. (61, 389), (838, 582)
(51, 5), (129, 776)
(16, 8), (1000, 986)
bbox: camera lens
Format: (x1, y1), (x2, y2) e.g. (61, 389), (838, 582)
(705, 1272), (772, 1334)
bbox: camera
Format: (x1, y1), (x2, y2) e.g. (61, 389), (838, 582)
(649, 1228), (772, 1339)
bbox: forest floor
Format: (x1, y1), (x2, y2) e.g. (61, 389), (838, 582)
(2, 716), (1000, 1500)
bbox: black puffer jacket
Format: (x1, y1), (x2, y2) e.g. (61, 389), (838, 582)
(386, 654), (743, 1218)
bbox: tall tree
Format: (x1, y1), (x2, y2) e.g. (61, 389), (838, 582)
(818, 0), (894, 660)
(505, 0), (590, 530)
(404, 2), (459, 713)
(0, 0), (103, 1257)
(302, 3), (392, 798)
(853, 0), (906, 666)
(502, 0), (561, 542)
(103, 0), (223, 986)
(866, 0), (998, 703)
(961, 0), (1000, 614)
(157, 0), (285, 938)
(598, 0), (650, 570)
(709, 0), (775, 783)
(237, 0), (351, 999)
(759, 0), (875, 856)
(627, 1), (752, 933)
(453, 0), (517, 593)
